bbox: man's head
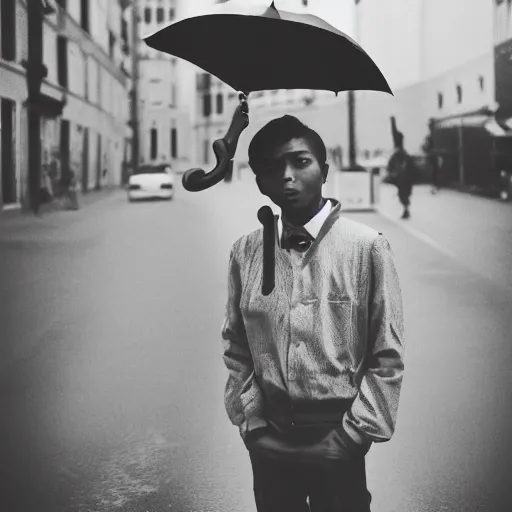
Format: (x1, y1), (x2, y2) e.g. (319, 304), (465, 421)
(248, 115), (328, 218)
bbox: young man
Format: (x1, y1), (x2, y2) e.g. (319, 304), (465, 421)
(222, 115), (405, 512)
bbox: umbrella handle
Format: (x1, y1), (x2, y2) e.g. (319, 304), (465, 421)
(257, 206), (276, 296)
(182, 94), (250, 192)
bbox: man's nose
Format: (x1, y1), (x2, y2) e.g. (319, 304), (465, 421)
(282, 164), (295, 182)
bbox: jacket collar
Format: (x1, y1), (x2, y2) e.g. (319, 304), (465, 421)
(277, 199), (337, 247)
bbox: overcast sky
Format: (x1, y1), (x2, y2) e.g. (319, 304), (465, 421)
(184, 0), (356, 38)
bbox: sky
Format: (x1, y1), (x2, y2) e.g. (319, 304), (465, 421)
(182, 0), (356, 38)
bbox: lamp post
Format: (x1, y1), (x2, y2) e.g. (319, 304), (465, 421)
(25, 1), (53, 213)
(348, 0), (362, 169)
(130, 0), (141, 174)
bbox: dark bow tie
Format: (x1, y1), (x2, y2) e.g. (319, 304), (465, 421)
(281, 222), (314, 252)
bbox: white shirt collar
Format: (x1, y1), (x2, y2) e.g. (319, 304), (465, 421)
(277, 199), (332, 245)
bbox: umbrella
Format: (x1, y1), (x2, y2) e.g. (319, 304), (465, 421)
(144, 0), (393, 295)
(145, 1), (391, 96)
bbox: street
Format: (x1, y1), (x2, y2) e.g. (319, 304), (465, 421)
(1, 173), (512, 512)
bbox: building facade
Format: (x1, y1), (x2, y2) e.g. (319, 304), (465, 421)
(138, 0), (191, 170)
(0, 0), (133, 213)
(0, 0), (29, 210)
(494, 0), (512, 119)
(353, 0), (499, 189)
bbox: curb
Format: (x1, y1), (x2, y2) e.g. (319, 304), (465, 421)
(0, 187), (124, 228)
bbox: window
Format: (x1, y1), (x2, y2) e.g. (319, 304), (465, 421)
(157, 7), (164, 23)
(121, 19), (128, 45)
(150, 128), (158, 160)
(216, 93), (224, 114)
(81, 0), (89, 33)
(144, 7), (151, 23)
(203, 93), (212, 117)
(109, 31), (115, 59)
(171, 128), (178, 158)
(57, 36), (68, 88)
(479, 75), (485, 91)
(84, 58), (89, 100)
(204, 140), (209, 164)
(456, 84), (463, 103)
(1, 99), (16, 204)
(170, 8), (175, 20)
(171, 84), (176, 106)
(437, 92), (443, 109)
(0, 0), (16, 62)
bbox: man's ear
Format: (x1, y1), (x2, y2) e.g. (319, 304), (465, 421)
(321, 163), (329, 184)
(255, 176), (267, 196)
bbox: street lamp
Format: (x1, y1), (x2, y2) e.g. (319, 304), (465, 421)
(348, 0), (362, 169)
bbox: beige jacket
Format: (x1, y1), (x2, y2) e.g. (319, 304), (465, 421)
(221, 199), (405, 449)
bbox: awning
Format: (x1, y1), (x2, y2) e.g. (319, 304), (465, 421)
(484, 117), (511, 137)
(432, 109), (512, 137)
(436, 114), (489, 129)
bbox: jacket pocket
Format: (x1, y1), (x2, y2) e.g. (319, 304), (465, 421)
(326, 299), (355, 344)
(240, 371), (256, 407)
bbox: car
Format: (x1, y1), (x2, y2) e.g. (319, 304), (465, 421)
(128, 164), (175, 201)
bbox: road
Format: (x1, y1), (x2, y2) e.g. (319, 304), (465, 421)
(1, 173), (511, 511)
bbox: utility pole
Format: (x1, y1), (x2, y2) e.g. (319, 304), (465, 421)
(25, 1), (49, 214)
(348, 0), (362, 169)
(130, 0), (141, 173)
(347, 90), (356, 168)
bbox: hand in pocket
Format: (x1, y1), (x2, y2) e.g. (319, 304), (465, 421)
(329, 427), (372, 461)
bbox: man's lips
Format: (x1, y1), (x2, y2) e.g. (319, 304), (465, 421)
(283, 188), (300, 196)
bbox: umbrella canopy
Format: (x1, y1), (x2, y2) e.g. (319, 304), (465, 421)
(144, 0), (392, 96)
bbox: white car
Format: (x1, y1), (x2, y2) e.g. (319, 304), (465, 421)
(128, 164), (175, 201)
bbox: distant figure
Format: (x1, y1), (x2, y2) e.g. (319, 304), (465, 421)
(387, 132), (415, 219)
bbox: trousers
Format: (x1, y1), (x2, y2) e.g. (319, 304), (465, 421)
(249, 448), (372, 512)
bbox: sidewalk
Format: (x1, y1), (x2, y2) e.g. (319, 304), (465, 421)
(0, 186), (124, 240)
(376, 181), (512, 291)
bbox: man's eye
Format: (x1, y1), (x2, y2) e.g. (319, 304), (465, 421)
(297, 158), (311, 166)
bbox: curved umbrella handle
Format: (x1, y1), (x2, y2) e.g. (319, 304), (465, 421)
(182, 93), (250, 192)
(257, 206), (276, 296)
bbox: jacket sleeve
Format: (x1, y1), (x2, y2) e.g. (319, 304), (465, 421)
(222, 240), (268, 438)
(342, 234), (405, 446)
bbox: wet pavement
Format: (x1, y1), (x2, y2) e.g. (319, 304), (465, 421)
(1, 173), (511, 511)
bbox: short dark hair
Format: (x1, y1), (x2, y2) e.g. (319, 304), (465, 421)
(248, 115), (327, 173)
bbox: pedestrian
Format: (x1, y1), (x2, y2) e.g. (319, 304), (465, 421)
(64, 170), (78, 210)
(387, 132), (415, 219)
(222, 115), (406, 512)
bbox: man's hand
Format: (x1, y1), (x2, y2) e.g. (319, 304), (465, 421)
(331, 427), (372, 461)
(243, 426), (270, 449)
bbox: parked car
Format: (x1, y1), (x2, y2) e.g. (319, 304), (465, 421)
(128, 164), (174, 201)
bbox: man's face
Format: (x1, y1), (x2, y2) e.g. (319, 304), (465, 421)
(254, 137), (328, 213)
